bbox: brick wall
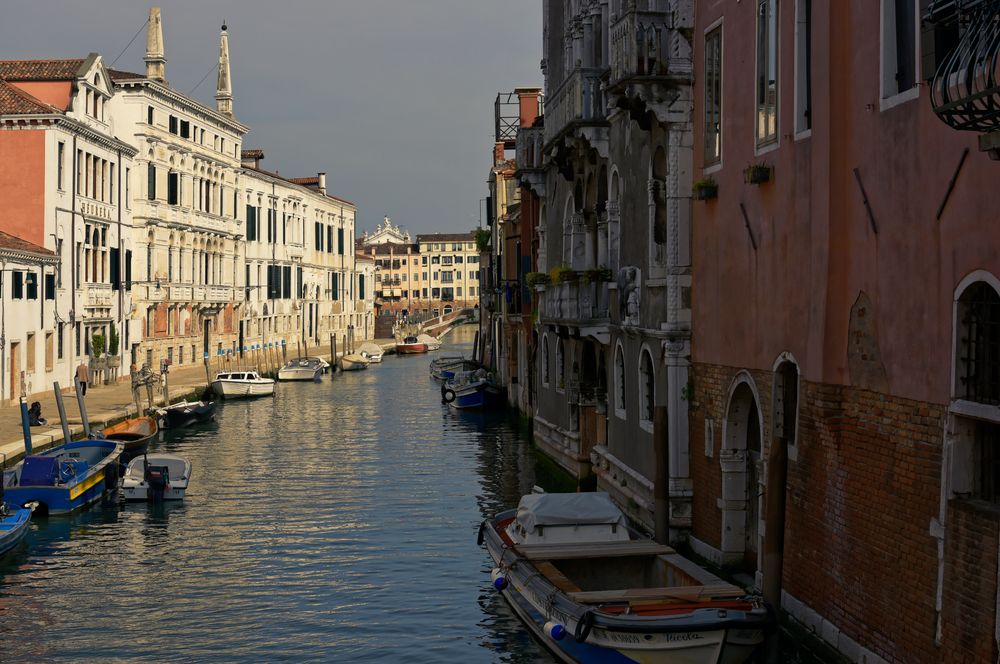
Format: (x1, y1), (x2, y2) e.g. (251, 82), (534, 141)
(690, 361), (946, 663)
(941, 500), (999, 664)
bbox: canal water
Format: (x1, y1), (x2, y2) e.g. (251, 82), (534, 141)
(0, 325), (567, 662)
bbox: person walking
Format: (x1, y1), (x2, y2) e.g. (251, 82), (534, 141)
(76, 360), (90, 396)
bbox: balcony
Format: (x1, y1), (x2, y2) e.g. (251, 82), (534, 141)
(169, 285), (193, 301)
(607, 7), (692, 122)
(206, 286), (233, 303)
(543, 67), (607, 148)
(538, 281), (610, 328)
(85, 283), (112, 308)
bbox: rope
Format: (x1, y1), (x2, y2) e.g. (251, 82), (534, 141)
(188, 64), (217, 95)
(109, 18), (150, 68)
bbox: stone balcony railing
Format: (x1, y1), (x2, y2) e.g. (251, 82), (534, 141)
(609, 6), (692, 90)
(85, 283), (113, 308)
(206, 286), (233, 303)
(543, 67), (607, 146)
(538, 281), (610, 326)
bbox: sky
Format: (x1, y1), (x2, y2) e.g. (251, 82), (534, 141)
(1, 1), (542, 236)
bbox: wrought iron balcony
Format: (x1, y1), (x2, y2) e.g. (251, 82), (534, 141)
(543, 67), (607, 147)
(608, 6), (692, 91)
(538, 281), (610, 326)
(926, 1), (1000, 133)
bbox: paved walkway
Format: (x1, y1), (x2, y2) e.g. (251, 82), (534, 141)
(0, 339), (395, 466)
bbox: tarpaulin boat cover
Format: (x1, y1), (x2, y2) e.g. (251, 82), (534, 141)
(516, 492), (625, 532)
(20, 456), (58, 486)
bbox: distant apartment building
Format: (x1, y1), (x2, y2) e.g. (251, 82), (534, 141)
(240, 150), (360, 356)
(0, 54), (137, 400)
(109, 11), (247, 370)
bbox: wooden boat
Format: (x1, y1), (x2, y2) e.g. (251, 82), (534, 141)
(396, 335), (428, 354)
(212, 371), (275, 398)
(479, 492), (773, 663)
(430, 355), (478, 381)
(2, 439), (124, 515)
(100, 416), (158, 461)
(357, 342), (385, 363)
(0, 503), (34, 557)
(442, 369), (504, 409)
(156, 399), (216, 429)
(339, 353), (369, 371)
(277, 357), (325, 381)
(416, 334), (442, 351)
(121, 454), (191, 502)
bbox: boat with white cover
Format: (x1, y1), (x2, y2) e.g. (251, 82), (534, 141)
(357, 342), (385, 363)
(277, 357), (325, 381)
(121, 454), (191, 502)
(416, 334), (442, 351)
(479, 492), (772, 663)
(339, 353), (369, 371)
(211, 370), (275, 398)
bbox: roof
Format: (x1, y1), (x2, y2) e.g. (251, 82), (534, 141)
(108, 69), (146, 82)
(288, 176), (319, 186)
(241, 148), (264, 159)
(0, 79), (59, 115)
(242, 165), (355, 207)
(361, 242), (418, 255)
(0, 59), (85, 81)
(355, 252), (374, 262)
(416, 232), (476, 243)
(0, 230), (56, 259)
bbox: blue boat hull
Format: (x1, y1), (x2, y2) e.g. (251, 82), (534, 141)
(4, 440), (123, 516)
(449, 383), (504, 410)
(0, 507), (32, 557)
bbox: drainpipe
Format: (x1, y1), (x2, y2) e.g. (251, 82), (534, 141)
(763, 437), (788, 663)
(71, 134), (77, 383)
(116, 149), (123, 374)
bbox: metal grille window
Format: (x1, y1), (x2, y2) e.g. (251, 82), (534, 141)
(615, 345), (626, 413)
(959, 281), (1000, 404)
(640, 350), (655, 422)
(705, 26), (723, 163)
(975, 421), (1000, 503)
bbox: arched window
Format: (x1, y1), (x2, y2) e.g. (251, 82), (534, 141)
(639, 348), (655, 426)
(541, 335), (550, 387)
(614, 342), (626, 417)
(556, 338), (565, 390)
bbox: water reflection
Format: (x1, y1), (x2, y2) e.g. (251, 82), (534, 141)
(0, 325), (558, 662)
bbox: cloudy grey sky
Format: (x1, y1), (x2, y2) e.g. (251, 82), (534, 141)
(2, 1), (542, 236)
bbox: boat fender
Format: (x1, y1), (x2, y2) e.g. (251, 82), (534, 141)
(490, 567), (508, 591)
(442, 388), (457, 404)
(544, 621), (566, 641)
(476, 521), (486, 546)
(574, 610), (595, 643)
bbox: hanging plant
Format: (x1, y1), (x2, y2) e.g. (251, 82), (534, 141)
(526, 272), (551, 287)
(744, 162), (773, 185)
(693, 177), (718, 200)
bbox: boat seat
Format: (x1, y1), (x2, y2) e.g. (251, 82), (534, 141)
(532, 560), (582, 594)
(568, 583), (745, 605)
(514, 540), (675, 561)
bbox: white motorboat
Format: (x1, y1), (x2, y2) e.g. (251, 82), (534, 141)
(212, 370), (275, 398)
(339, 353), (369, 371)
(121, 454), (191, 502)
(417, 334), (442, 351)
(357, 342), (385, 363)
(277, 357), (325, 381)
(304, 356), (332, 372)
(479, 492), (773, 663)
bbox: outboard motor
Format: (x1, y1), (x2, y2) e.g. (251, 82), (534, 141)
(145, 464), (170, 501)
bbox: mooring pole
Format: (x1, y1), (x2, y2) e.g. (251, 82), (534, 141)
(19, 397), (32, 455)
(653, 405), (670, 545)
(53, 382), (72, 444)
(74, 375), (91, 438)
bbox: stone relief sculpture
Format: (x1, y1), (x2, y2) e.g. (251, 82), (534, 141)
(617, 266), (641, 326)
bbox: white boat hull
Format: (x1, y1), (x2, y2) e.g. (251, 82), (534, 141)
(277, 367), (323, 381)
(339, 358), (368, 371)
(211, 379), (275, 398)
(121, 482), (188, 501)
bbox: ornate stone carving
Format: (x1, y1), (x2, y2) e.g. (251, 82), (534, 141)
(617, 266), (641, 326)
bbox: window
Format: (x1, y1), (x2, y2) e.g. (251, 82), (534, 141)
(180, 120), (190, 139)
(556, 339), (565, 391)
(57, 322), (64, 360)
(332, 272), (340, 300)
(705, 26), (723, 163)
(639, 349), (655, 427)
(57, 141), (65, 190)
(359, 274), (365, 300)
(614, 344), (626, 417)
(794, 0), (812, 133)
(125, 250), (132, 289)
(147, 106), (154, 125)
(147, 164), (156, 200)
(881, 0), (917, 100)
(125, 168), (130, 206)
(167, 171), (179, 205)
(315, 222), (323, 250)
(44, 273), (55, 300)
(756, 0), (778, 146)
(247, 206), (258, 241)
(338, 228), (344, 254)
(11, 272), (23, 299)
(541, 335), (550, 386)
(169, 115), (178, 134)
(26, 333), (34, 372)
(957, 282), (1000, 405)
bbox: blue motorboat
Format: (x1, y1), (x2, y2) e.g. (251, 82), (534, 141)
(0, 503), (34, 557)
(3, 439), (124, 516)
(441, 370), (504, 410)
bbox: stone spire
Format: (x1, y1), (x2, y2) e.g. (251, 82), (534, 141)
(216, 22), (233, 116)
(144, 7), (166, 82)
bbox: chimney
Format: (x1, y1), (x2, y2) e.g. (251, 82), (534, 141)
(317, 172), (327, 195)
(216, 22), (233, 116)
(144, 7), (166, 82)
(517, 87), (542, 128)
(240, 149), (263, 169)
(493, 142), (506, 166)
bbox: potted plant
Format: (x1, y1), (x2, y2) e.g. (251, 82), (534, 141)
(582, 267), (613, 283)
(474, 228), (492, 253)
(526, 271), (551, 288)
(744, 162), (772, 185)
(107, 322), (121, 368)
(550, 265), (580, 284)
(90, 332), (107, 371)
(693, 177), (718, 200)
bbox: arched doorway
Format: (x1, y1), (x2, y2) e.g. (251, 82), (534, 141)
(721, 375), (763, 572)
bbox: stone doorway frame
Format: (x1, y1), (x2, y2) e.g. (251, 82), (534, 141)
(719, 371), (764, 568)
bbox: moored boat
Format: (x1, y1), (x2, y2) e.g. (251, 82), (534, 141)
(396, 335), (428, 354)
(430, 355), (479, 381)
(211, 371), (275, 398)
(121, 454), (191, 502)
(442, 369), (504, 409)
(100, 416), (158, 461)
(339, 353), (370, 371)
(277, 357), (325, 381)
(2, 439), (124, 515)
(479, 492), (773, 663)
(0, 503), (34, 557)
(156, 399), (216, 429)
(416, 333), (442, 351)
(357, 342), (385, 363)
